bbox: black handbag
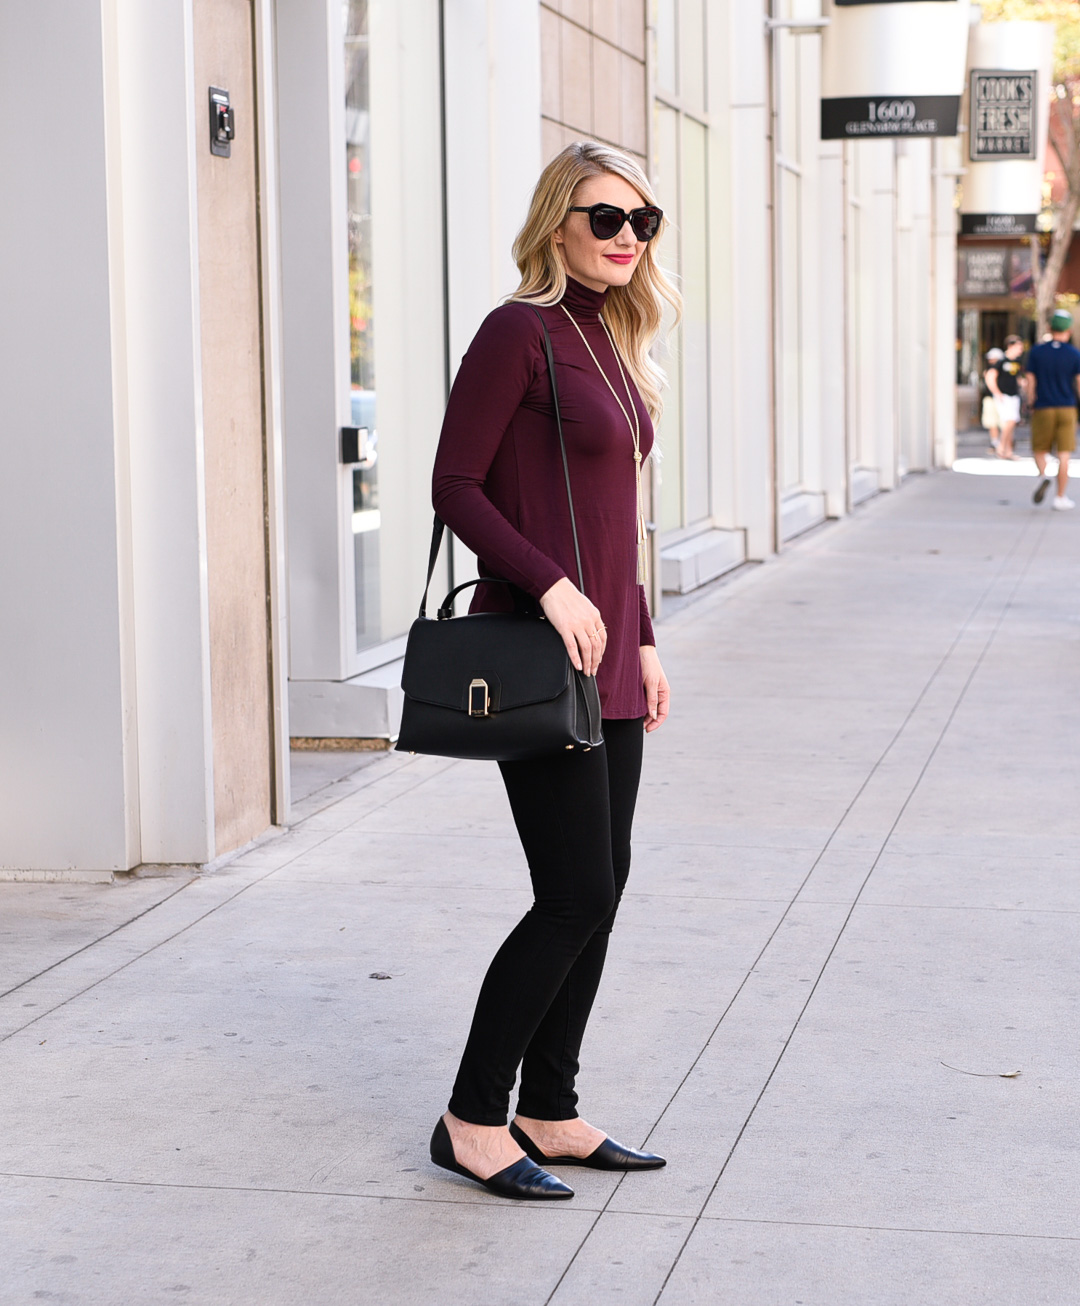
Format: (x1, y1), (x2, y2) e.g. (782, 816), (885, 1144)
(395, 311), (604, 762)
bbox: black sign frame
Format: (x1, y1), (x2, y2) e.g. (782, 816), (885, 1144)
(969, 68), (1038, 162)
(821, 95), (960, 141)
(960, 213), (1037, 237)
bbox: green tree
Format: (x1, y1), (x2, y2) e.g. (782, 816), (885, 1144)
(979, 0), (1080, 333)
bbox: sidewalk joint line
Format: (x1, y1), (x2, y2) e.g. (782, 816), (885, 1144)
(851, 899), (1080, 916)
(702, 1214), (1080, 1243)
(0, 877), (197, 1003)
(591, 1208), (1080, 1243)
(0, 1169), (602, 1212)
(0, 766), (447, 1045)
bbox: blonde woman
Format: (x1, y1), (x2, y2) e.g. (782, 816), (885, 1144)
(428, 142), (680, 1200)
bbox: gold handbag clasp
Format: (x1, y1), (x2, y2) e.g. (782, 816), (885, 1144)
(468, 678), (490, 717)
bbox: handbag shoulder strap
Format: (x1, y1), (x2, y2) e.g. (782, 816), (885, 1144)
(418, 514), (447, 619)
(531, 307), (586, 596)
(418, 304), (586, 618)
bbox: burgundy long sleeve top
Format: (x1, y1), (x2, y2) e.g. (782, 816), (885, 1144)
(432, 276), (655, 720)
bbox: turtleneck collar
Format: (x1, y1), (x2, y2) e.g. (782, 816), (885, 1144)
(561, 275), (608, 323)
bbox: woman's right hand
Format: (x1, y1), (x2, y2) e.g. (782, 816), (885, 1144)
(539, 577), (606, 676)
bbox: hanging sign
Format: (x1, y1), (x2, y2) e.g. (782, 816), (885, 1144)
(821, 0), (972, 140)
(969, 70), (1037, 160)
(959, 23), (1054, 238)
(960, 213), (1037, 236)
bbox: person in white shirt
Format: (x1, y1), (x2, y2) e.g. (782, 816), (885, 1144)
(985, 336), (1024, 460)
(981, 348), (1004, 453)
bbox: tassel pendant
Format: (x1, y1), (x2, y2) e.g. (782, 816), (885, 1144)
(635, 454), (649, 586)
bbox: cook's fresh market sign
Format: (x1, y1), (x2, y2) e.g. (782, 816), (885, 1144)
(969, 69), (1037, 160)
(959, 23), (1053, 242)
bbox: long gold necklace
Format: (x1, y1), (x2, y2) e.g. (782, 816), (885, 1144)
(560, 306), (649, 585)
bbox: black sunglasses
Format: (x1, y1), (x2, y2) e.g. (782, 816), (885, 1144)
(568, 203), (663, 242)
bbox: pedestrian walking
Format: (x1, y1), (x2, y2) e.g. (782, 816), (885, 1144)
(987, 336), (1024, 460)
(426, 141), (678, 1201)
(1027, 309), (1080, 510)
(981, 348), (1005, 452)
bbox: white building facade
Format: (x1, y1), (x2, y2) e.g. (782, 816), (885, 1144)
(0, 0), (959, 877)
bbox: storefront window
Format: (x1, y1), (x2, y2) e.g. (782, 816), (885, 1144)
(775, 26), (806, 496)
(654, 103), (683, 533)
(345, 0), (380, 649)
(654, 1), (711, 536)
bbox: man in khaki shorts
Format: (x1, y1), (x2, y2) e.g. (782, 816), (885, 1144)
(1026, 309), (1080, 510)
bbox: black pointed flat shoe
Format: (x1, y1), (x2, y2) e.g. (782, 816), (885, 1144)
(509, 1120), (666, 1171)
(429, 1117), (574, 1200)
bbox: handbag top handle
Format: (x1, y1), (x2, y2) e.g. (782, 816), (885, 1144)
(419, 307), (586, 619)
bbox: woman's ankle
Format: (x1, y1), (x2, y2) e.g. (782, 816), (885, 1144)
(445, 1110), (509, 1136)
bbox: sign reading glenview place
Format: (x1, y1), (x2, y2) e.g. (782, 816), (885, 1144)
(821, 0), (970, 141)
(821, 96), (959, 140)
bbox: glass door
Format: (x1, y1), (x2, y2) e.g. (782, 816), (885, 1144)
(345, 0), (381, 650)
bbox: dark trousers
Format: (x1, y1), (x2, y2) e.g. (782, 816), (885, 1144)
(448, 717), (644, 1126)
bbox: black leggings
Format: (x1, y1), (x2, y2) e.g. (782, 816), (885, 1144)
(448, 717), (644, 1126)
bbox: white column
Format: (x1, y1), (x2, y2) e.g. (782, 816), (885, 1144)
(894, 141), (916, 477)
(819, 140), (849, 517)
(444, 0), (541, 371)
(107, 0), (216, 863)
(0, 1), (133, 872)
(1, 0), (219, 872)
(931, 135), (961, 468)
(908, 138), (934, 473)
(712, 0), (774, 559)
(794, 17), (825, 508)
(442, 0), (542, 590)
(867, 140), (899, 490)
(849, 141), (879, 479)
(893, 139), (934, 477)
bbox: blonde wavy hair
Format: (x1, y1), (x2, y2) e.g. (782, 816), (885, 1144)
(509, 141), (681, 422)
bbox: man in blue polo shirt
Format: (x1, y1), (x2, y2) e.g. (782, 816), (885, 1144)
(1026, 308), (1080, 510)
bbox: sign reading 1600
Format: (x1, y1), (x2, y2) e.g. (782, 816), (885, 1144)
(867, 100), (916, 123)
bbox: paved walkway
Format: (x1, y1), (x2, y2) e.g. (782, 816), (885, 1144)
(3, 468), (1079, 1305)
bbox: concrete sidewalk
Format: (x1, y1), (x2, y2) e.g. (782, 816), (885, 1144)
(3, 468), (1079, 1305)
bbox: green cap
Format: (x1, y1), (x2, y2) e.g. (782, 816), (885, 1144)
(1051, 308), (1073, 331)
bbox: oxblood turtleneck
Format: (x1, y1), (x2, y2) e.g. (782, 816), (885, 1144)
(432, 276), (655, 720)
